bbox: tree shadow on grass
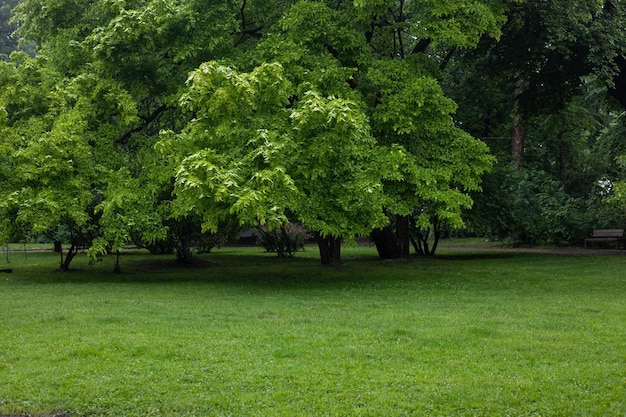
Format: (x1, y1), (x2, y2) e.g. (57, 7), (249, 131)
(6, 247), (608, 289)
(430, 253), (518, 261)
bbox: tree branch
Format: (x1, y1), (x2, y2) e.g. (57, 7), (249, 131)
(396, 28), (405, 58)
(240, 0), (247, 31)
(324, 44), (357, 89)
(610, 55), (626, 108)
(397, 0), (405, 58)
(439, 46), (457, 72)
(116, 104), (169, 145)
(235, 0), (263, 46)
(411, 38), (431, 54)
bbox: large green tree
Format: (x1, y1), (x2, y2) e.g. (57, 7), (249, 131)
(3, 0), (505, 267)
(164, 0), (505, 262)
(1, 0), (242, 269)
(160, 62), (388, 265)
(1, 53), (92, 268)
(443, 0), (626, 244)
(446, 0), (626, 166)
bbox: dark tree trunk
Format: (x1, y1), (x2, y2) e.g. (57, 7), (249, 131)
(113, 251), (122, 274)
(371, 226), (398, 259)
(396, 215), (410, 258)
(511, 77), (526, 169)
(316, 234), (342, 266)
(610, 55), (626, 109)
(176, 234), (193, 263)
(410, 216), (442, 256)
(414, 228), (431, 256)
(431, 226), (441, 255)
(59, 243), (79, 271)
(511, 112), (524, 166)
(370, 215), (411, 259)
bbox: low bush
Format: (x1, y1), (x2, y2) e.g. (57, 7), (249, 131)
(256, 223), (309, 257)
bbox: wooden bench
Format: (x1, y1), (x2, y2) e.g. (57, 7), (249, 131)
(584, 229), (624, 249)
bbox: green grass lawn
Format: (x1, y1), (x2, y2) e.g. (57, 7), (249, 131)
(1, 244), (625, 416)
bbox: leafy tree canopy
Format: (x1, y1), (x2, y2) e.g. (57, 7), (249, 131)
(2, 0), (512, 266)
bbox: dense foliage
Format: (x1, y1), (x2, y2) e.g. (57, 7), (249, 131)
(1, 0), (626, 266)
(0, 0), (511, 267)
(444, 0), (626, 246)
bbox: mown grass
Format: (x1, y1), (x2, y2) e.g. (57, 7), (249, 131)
(1, 244), (625, 416)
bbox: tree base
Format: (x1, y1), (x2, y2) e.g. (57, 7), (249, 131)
(316, 235), (342, 267)
(370, 215), (410, 259)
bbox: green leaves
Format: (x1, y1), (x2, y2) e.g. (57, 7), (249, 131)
(159, 0), (502, 250)
(417, 0), (509, 46)
(90, 167), (168, 258)
(362, 55), (494, 225)
(165, 61), (388, 239)
(3, 0), (508, 263)
(166, 62), (297, 232)
(182, 62), (291, 124)
(289, 91), (387, 237)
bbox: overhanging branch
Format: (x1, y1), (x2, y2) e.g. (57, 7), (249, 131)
(116, 104), (169, 145)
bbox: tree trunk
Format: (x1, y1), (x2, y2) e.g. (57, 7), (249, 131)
(415, 228), (431, 256)
(410, 216), (442, 256)
(511, 112), (524, 166)
(512, 77), (526, 169)
(113, 251), (122, 274)
(59, 243), (79, 271)
(610, 55), (626, 108)
(316, 234), (342, 266)
(370, 215), (410, 259)
(176, 235), (193, 263)
(371, 226), (398, 259)
(396, 215), (410, 258)
(429, 216), (442, 255)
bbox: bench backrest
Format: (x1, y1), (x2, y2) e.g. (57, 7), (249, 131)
(591, 229), (624, 238)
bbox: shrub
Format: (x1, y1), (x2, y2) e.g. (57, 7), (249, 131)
(256, 223), (309, 257)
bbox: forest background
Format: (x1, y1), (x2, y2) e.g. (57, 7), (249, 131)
(1, 0), (626, 270)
